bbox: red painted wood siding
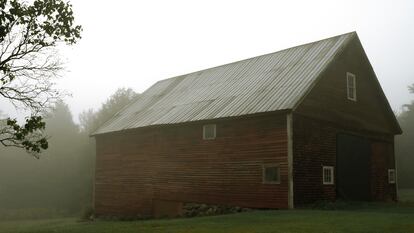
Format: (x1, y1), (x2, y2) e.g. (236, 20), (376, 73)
(292, 114), (337, 206)
(292, 35), (398, 205)
(295, 36), (399, 135)
(94, 114), (288, 217)
(371, 142), (397, 201)
(293, 114), (396, 206)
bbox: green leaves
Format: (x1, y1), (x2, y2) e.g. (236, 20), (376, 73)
(0, 0), (82, 46)
(0, 0), (82, 156)
(4, 116), (48, 156)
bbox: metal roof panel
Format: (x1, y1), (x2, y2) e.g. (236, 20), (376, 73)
(93, 32), (355, 135)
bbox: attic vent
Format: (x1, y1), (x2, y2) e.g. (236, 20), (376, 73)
(203, 124), (216, 140)
(347, 72), (357, 101)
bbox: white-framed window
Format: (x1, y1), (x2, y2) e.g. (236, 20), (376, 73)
(262, 164), (281, 184)
(203, 124), (216, 140)
(323, 166), (334, 185)
(388, 169), (396, 184)
(347, 72), (357, 101)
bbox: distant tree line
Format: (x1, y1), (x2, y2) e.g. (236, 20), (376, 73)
(0, 88), (138, 218)
(396, 84), (414, 189)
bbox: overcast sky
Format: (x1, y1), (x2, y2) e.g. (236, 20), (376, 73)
(2, 0), (414, 121)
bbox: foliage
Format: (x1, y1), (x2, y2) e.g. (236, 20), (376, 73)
(0, 101), (93, 216)
(0, 116), (47, 158)
(0, 88), (138, 219)
(396, 84), (414, 188)
(1, 203), (414, 233)
(79, 88), (138, 134)
(0, 0), (81, 156)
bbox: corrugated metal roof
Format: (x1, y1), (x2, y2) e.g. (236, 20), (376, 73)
(93, 32), (356, 135)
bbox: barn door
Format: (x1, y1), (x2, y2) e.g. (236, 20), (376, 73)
(336, 134), (371, 201)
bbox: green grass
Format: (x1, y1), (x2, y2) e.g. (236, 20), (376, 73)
(1, 203), (414, 233)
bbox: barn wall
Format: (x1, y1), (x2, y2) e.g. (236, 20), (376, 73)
(292, 114), (396, 206)
(293, 34), (398, 205)
(371, 141), (397, 201)
(292, 114), (337, 205)
(295, 35), (399, 135)
(94, 113), (288, 217)
(94, 131), (154, 216)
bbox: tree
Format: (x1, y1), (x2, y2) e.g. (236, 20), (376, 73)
(79, 88), (139, 134)
(0, 90), (137, 217)
(0, 0), (81, 156)
(396, 84), (414, 188)
(0, 101), (94, 215)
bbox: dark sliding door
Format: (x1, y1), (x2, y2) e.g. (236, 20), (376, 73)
(336, 134), (371, 201)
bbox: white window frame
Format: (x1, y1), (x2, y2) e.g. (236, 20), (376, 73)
(347, 72), (357, 101)
(203, 124), (216, 140)
(323, 166), (334, 185)
(388, 169), (396, 184)
(262, 164), (281, 184)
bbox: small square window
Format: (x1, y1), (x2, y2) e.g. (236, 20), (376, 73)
(203, 124), (216, 140)
(323, 166), (334, 185)
(347, 72), (357, 101)
(263, 165), (280, 184)
(388, 169), (396, 184)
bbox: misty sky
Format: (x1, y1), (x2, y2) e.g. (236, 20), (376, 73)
(1, 0), (414, 121)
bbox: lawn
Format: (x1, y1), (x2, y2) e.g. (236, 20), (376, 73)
(1, 203), (414, 233)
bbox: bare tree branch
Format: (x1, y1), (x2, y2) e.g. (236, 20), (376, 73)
(0, 0), (82, 156)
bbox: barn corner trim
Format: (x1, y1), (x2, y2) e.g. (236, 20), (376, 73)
(287, 113), (294, 209)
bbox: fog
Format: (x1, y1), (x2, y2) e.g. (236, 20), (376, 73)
(1, 0), (413, 121)
(0, 102), (94, 219)
(0, 0), (413, 221)
(0, 89), (137, 219)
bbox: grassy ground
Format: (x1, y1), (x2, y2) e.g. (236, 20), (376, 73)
(1, 202), (414, 233)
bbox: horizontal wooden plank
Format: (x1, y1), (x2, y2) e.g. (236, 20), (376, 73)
(95, 114), (289, 216)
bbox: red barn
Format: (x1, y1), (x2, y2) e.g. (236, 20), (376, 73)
(92, 32), (401, 217)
